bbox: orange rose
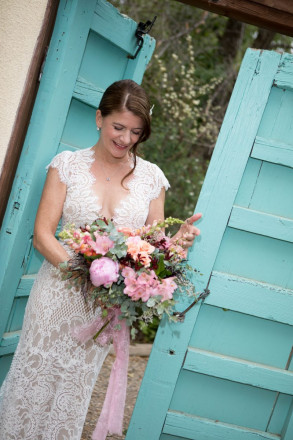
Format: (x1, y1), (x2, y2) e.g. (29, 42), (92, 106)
(126, 236), (155, 267)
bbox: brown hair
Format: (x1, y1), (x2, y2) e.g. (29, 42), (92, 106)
(98, 79), (151, 185)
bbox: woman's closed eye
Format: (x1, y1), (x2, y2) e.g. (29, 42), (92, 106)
(114, 125), (141, 136)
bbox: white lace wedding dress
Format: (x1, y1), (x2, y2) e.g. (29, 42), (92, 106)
(0, 147), (169, 440)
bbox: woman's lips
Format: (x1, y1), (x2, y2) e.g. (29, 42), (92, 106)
(113, 141), (128, 150)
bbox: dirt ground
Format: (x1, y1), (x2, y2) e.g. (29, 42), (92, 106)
(82, 353), (149, 440)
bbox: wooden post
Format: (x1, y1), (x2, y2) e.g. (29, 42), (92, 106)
(176, 0), (293, 37)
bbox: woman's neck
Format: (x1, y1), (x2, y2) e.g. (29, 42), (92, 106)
(92, 142), (131, 166)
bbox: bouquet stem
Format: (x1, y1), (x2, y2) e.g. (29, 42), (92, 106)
(93, 318), (112, 340)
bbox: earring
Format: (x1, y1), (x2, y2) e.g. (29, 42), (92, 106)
(97, 127), (100, 131)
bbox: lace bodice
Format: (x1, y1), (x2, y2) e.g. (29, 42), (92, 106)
(48, 147), (170, 229)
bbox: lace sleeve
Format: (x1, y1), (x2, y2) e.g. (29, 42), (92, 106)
(149, 163), (170, 201)
(46, 150), (73, 186)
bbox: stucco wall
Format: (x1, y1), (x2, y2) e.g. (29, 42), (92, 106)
(0, 0), (48, 172)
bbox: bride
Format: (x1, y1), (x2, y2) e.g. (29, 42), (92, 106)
(0, 79), (201, 439)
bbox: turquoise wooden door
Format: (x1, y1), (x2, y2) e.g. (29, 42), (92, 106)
(0, 0), (155, 384)
(127, 50), (293, 440)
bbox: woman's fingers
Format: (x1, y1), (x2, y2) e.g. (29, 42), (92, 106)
(186, 212), (202, 225)
(174, 213), (202, 249)
(187, 226), (200, 236)
(178, 213), (202, 248)
(183, 231), (198, 241)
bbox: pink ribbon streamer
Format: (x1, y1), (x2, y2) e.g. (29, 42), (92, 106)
(72, 308), (130, 440)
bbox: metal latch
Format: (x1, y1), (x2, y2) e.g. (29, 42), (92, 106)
(128, 16), (157, 60)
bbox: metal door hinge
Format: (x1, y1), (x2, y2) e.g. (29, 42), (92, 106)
(128, 16), (157, 60)
(38, 46), (48, 82)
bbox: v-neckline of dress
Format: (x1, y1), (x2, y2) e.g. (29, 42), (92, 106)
(87, 148), (137, 223)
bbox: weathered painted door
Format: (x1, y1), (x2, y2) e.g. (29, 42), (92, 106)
(0, 0), (155, 384)
(127, 50), (293, 440)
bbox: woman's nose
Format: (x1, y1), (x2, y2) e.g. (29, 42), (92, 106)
(120, 131), (131, 145)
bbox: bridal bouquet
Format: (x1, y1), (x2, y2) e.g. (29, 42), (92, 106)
(59, 216), (197, 339)
(58, 216), (199, 440)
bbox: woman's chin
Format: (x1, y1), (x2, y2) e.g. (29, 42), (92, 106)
(111, 142), (131, 157)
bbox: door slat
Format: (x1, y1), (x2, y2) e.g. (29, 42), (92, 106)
(228, 206), (293, 243)
(163, 411), (280, 440)
(183, 348), (293, 394)
(251, 136), (293, 168)
(205, 271), (293, 325)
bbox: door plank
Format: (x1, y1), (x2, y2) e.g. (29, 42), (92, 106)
(0, 333), (20, 356)
(234, 159), (263, 208)
(15, 276), (36, 298)
(73, 76), (104, 107)
(183, 347), (293, 395)
(205, 271), (293, 325)
(229, 206), (293, 243)
(252, 137), (293, 168)
(282, 418), (293, 440)
(163, 411), (280, 440)
(274, 53), (293, 91)
(91, 0), (137, 54)
(281, 401), (293, 440)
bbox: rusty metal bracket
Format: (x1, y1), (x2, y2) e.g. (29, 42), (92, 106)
(173, 288), (210, 322)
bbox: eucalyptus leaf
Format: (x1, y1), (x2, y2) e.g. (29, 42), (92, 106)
(147, 297), (156, 307)
(131, 327), (138, 339)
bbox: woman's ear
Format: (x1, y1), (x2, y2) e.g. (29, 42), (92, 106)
(96, 109), (102, 130)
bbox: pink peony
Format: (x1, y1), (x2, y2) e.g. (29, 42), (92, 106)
(89, 257), (119, 287)
(88, 233), (114, 256)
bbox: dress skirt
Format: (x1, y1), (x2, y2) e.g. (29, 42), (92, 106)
(0, 259), (109, 440)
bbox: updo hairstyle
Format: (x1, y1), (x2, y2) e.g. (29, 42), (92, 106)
(98, 79), (152, 185)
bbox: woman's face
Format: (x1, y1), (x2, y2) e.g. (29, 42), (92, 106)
(96, 110), (144, 159)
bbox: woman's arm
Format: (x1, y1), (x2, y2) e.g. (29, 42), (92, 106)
(145, 187), (166, 226)
(33, 167), (70, 267)
(145, 188), (201, 249)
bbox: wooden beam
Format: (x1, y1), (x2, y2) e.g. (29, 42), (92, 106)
(0, 0), (59, 228)
(176, 0), (293, 37)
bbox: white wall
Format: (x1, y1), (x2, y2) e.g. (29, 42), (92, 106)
(0, 0), (49, 172)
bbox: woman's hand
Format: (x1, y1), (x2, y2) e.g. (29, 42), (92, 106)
(171, 213), (202, 249)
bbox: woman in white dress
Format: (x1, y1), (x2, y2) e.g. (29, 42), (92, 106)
(0, 80), (201, 439)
